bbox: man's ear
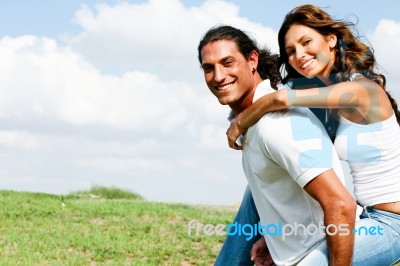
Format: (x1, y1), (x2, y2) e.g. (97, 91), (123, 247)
(249, 50), (259, 72)
(328, 34), (337, 49)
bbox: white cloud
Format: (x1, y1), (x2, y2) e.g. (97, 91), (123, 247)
(0, 131), (38, 150)
(180, 157), (201, 169)
(67, 0), (278, 81)
(0, 35), (195, 132)
(74, 157), (173, 175)
(199, 124), (228, 150)
(368, 19), (400, 101)
(204, 167), (232, 182)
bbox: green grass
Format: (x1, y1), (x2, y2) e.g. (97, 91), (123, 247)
(0, 188), (236, 265)
(66, 186), (143, 200)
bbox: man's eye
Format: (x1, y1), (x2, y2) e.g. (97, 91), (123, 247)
(202, 66), (213, 73)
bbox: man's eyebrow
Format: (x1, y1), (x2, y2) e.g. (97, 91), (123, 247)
(221, 55), (235, 62)
(200, 63), (213, 69)
(201, 62), (213, 69)
(201, 56), (235, 69)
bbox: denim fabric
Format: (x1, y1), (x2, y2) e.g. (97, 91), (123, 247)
(298, 206), (400, 266)
(353, 207), (400, 266)
(214, 186), (261, 266)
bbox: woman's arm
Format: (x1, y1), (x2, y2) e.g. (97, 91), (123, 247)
(227, 88), (288, 150)
(227, 78), (384, 149)
(289, 79), (374, 109)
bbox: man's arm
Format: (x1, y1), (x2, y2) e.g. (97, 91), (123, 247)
(304, 169), (357, 266)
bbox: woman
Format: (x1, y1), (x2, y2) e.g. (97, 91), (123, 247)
(227, 4), (400, 265)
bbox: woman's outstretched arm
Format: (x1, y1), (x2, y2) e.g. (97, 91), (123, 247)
(227, 78), (387, 149)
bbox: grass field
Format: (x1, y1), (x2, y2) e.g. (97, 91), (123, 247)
(0, 187), (236, 265)
(2, 188), (400, 266)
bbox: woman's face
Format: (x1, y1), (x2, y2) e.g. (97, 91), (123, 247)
(284, 24), (337, 84)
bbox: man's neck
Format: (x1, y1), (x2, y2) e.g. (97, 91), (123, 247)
(230, 76), (263, 114)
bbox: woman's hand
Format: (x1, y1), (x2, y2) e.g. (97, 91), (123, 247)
(226, 89), (288, 150)
(226, 120), (246, 150)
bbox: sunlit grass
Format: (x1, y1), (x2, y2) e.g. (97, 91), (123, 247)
(66, 185), (143, 200)
(0, 188), (235, 265)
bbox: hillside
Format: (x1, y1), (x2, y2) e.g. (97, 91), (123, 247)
(0, 189), (235, 265)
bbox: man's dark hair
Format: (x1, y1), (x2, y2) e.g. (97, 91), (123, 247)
(198, 25), (281, 89)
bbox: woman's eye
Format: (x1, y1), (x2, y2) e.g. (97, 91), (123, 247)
(287, 49), (295, 56)
(303, 39), (311, 45)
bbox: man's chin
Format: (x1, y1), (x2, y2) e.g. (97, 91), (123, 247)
(217, 98), (230, 105)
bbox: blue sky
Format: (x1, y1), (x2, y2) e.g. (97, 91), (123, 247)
(0, 0), (399, 205)
(1, 1), (399, 36)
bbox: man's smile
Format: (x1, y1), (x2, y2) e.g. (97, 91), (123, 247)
(216, 81), (235, 91)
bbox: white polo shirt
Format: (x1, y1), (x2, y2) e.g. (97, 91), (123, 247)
(242, 80), (346, 265)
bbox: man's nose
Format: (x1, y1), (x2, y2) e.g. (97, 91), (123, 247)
(213, 65), (226, 83)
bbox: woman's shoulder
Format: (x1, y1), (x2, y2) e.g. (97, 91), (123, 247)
(349, 72), (365, 81)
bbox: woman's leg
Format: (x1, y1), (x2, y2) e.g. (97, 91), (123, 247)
(298, 206), (400, 266)
(352, 207), (400, 266)
(214, 186), (261, 266)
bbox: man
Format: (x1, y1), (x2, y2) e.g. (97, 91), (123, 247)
(197, 25), (356, 266)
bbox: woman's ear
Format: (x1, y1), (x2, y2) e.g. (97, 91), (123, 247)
(328, 34), (337, 49)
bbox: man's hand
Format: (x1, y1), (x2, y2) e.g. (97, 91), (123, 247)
(250, 237), (274, 266)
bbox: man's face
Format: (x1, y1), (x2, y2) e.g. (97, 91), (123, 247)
(200, 40), (256, 106)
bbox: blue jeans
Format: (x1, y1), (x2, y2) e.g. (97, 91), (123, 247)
(299, 206), (400, 266)
(214, 186), (261, 266)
